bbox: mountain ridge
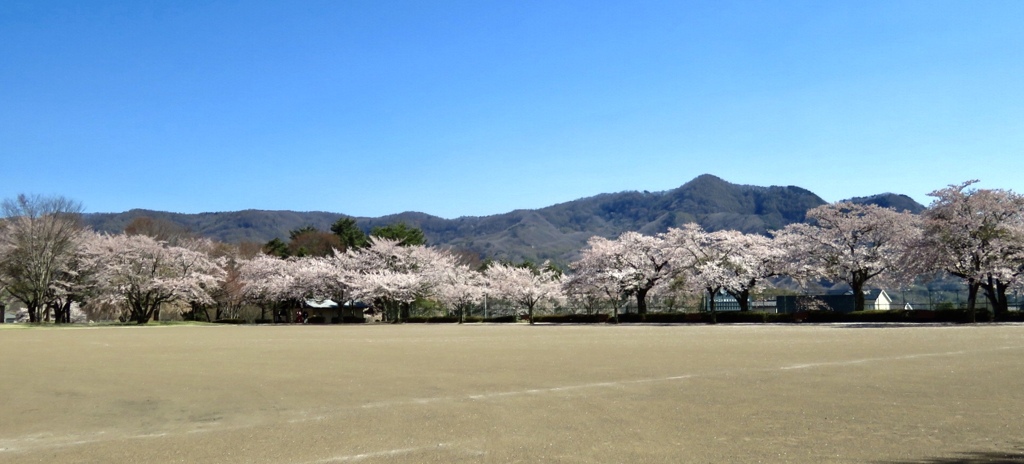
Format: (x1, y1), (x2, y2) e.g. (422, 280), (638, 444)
(84, 174), (925, 264)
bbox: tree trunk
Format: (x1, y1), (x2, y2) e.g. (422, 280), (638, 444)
(851, 278), (866, 313)
(187, 302), (201, 321)
(984, 276), (1010, 320)
(54, 301), (71, 324)
(49, 303), (61, 324)
(728, 288), (752, 312)
(635, 288), (649, 316)
(996, 280), (1009, 321)
(131, 300), (153, 325)
(706, 288), (718, 324)
(966, 279), (980, 323)
(28, 304), (38, 323)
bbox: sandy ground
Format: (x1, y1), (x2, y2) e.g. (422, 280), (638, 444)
(1, 323), (1023, 463)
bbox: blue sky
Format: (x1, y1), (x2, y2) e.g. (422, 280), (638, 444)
(2, 1), (1022, 218)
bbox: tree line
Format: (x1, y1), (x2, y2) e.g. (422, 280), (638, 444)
(1, 180), (1022, 325)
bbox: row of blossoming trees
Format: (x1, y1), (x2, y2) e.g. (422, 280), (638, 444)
(570, 180), (1023, 322)
(237, 238), (565, 324)
(2, 180), (1023, 325)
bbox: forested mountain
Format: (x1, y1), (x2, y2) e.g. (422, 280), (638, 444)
(84, 174), (924, 264)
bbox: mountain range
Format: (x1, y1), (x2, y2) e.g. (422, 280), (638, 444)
(84, 174), (925, 264)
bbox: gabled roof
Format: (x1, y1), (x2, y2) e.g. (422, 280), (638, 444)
(867, 289), (892, 303)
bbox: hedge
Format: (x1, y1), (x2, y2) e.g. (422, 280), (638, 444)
(212, 318), (245, 324)
(404, 316), (460, 323)
(224, 309), (1019, 325)
(532, 314), (611, 324)
(796, 309), (994, 324)
(715, 311), (791, 323)
(615, 313), (700, 323)
(399, 315), (525, 323)
(605, 309), (1008, 324)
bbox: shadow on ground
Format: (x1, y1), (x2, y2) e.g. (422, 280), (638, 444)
(883, 446), (1024, 463)
(832, 323), (961, 329)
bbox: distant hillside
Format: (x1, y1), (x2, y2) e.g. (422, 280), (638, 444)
(84, 174), (925, 265)
(86, 209), (342, 244)
(846, 193), (926, 214)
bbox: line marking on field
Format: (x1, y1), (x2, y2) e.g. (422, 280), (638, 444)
(314, 445), (441, 462)
(2, 344), (1022, 456)
(350, 345), (1024, 410)
(778, 350), (969, 370)
(306, 442), (486, 463)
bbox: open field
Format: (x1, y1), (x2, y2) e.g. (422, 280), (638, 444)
(2, 323), (1023, 463)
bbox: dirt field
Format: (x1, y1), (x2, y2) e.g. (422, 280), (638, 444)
(1, 323), (1023, 463)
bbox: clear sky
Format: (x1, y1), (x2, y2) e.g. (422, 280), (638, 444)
(2, 1), (1022, 218)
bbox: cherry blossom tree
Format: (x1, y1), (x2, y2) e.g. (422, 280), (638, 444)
(918, 181), (1024, 320)
(717, 231), (785, 312)
(345, 237), (454, 322)
(436, 263), (486, 323)
(203, 244), (252, 322)
(561, 268), (613, 316)
(46, 230), (102, 323)
(484, 261), (562, 324)
(86, 233), (225, 324)
(238, 253), (297, 321)
(566, 236), (642, 320)
(664, 224), (732, 320)
(776, 201), (921, 313)
(352, 270), (429, 322)
(291, 255), (349, 303)
(170, 237), (234, 322)
(238, 250), (362, 321)
(662, 225), (786, 320)
(569, 232), (673, 316)
(122, 224), (239, 321)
